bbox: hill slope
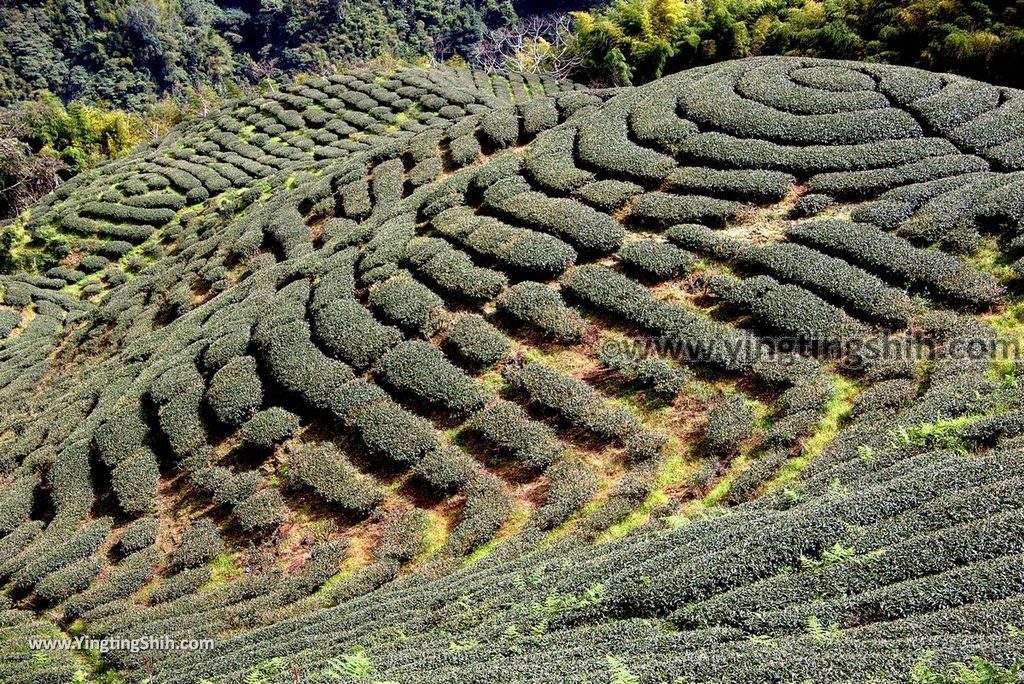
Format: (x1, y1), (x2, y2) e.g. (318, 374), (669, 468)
(1, 57), (1024, 682)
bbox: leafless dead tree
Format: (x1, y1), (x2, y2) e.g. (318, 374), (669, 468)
(195, 90), (210, 117)
(472, 14), (584, 80)
(0, 119), (65, 217)
(430, 36), (458, 68)
(318, 61), (340, 78)
(251, 58), (279, 91)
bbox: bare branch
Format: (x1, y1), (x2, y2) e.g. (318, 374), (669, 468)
(471, 13), (584, 80)
(250, 58), (279, 91)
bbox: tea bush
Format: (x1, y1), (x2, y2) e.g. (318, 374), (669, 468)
(504, 362), (643, 442)
(446, 314), (512, 369)
(704, 394), (757, 456)
(205, 355), (264, 428)
(496, 282), (587, 342)
(171, 519), (223, 571)
(618, 239), (696, 280)
(288, 443), (385, 514)
(468, 400), (564, 469)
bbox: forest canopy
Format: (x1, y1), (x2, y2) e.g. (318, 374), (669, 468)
(0, 0), (518, 110)
(569, 0), (1024, 87)
(2, 0), (1022, 111)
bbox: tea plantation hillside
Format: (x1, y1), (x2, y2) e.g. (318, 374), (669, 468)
(1, 57), (1024, 683)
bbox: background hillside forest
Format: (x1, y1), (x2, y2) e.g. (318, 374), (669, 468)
(1, 0), (1023, 219)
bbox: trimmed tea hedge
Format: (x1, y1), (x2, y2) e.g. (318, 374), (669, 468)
(412, 445), (477, 492)
(205, 355), (264, 427)
(446, 314), (512, 369)
(495, 282), (587, 342)
(488, 190), (625, 254)
(599, 345), (691, 398)
(504, 361), (643, 442)
(355, 400), (438, 464)
(443, 474), (513, 556)
(735, 242), (914, 327)
(369, 274), (445, 334)
(618, 239), (696, 280)
(376, 341), (490, 415)
(432, 207), (577, 276)
(704, 394), (757, 456)
(311, 298), (402, 371)
(404, 237), (508, 301)
(630, 192), (744, 229)
(665, 167), (795, 203)
(532, 458), (599, 530)
(240, 408), (300, 450)
(111, 450), (161, 514)
(712, 274), (868, 344)
(118, 518), (159, 555)
(234, 488), (285, 531)
(468, 400), (564, 468)
(171, 519), (223, 571)
(787, 220), (1002, 308)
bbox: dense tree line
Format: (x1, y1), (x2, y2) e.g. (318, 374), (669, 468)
(0, 90), (213, 219)
(2, 0), (1022, 111)
(566, 0), (1024, 88)
(0, 94), (143, 218)
(4, 0), (1019, 109)
(0, 0), (518, 109)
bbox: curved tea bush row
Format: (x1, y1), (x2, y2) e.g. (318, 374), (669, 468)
(599, 345), (691, 398)
(630, 192), (744, 229)
(675, 131), (956, 176)
(703, 394), (757, 456)
(787, 220), (1002, 308)
(3, 56), (1024, 684)
(403, 237), (508, 301)
(617, 239), (696, 280)
(560, 264), (783, 377)
(467, 400), (564, 469)
(503, 362), (662, 457)
(711, 274), (869, 344)
(369, 273), (446, 335)
(496, 282), (587, 342)
(525, 127), (596, 194)
(486, 189), (625, 254)
(807, 154), (990, 199)
(431, 207), (577, 276)
(446, 314), (512, 369)
(676, 62), (923, 146)
(377, 341), (490, 415)
(733, 241), (915, 327)
(736, 61), (888, 115)
(665, 167), (795, 204)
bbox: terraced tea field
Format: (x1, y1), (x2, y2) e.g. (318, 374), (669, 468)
(1, 57), (1023, 682)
